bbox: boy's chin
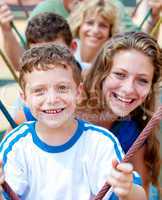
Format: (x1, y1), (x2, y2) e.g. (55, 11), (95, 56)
(42, 117), (74, 129)
(43, 120), (67, 129)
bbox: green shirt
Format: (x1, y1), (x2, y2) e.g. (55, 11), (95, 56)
(111, 0), (140, 32)
(29, 0), (69, 20)
(20, 0), (69, 46)
(30, 0), (139, 31)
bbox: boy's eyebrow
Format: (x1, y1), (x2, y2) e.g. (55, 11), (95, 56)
(29, 81), (73, 89)
(28, 84), (46, 90)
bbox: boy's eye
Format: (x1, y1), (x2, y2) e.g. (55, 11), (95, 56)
(57, 85), (69, 93)
(32, 88), (45, 95)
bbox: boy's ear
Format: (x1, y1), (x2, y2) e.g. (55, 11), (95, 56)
(76, 83), (84, 103)
(70, 39), (77, 53)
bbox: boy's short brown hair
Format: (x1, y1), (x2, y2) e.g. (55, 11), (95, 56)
(26, 12), (73, 47)
(19, 44), (82, 91)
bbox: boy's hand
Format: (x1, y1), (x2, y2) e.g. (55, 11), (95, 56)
(0, 159), (4, 187)
(107, 159), (133, 199)
(148, 0), (162, 21)
(0, 2), (14, 32)
(0, 159), (4, 200)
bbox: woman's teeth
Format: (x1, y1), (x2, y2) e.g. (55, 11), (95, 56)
(114, 93), (133, 103)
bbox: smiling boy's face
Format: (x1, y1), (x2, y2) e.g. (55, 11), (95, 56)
(22, 64), (80, 130)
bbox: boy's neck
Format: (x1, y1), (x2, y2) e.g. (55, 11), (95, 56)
(80, 44), (98, 63)
(35, 119), (78, 146)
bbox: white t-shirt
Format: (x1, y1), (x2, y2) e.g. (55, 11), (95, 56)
(0, 119), (141, 200)
(74, 39), (91, 70)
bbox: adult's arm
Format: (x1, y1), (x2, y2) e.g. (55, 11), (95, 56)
(132, 0), (162, 33)
(111, 0), (140, 32)
(0, 2), (24, 71)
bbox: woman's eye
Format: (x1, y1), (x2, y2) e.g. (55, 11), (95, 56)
(113, 72), (126, 79)
(138, 78), (149, 85)
(99, 23), (108, 29)
(85, 20), (94, 25)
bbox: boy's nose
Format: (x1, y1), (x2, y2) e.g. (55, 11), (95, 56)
(46, 90), (59, 104)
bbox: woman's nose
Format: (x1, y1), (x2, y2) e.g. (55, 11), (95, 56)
(122, 79), (136, 94)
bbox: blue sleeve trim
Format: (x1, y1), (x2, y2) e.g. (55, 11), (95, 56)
(2, 191), (11, 200)
(2, 130), (29, 168)
(23, 105), (36, 121)
(133, 173), (142, 186)
(0, 124), (26, 153)
(84, 125), (123, 161)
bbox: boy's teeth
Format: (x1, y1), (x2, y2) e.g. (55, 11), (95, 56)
(45, 109), (62, 114)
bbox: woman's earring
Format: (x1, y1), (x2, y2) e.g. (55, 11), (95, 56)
(142, 113), (147, 120)
(142, 104), (147, 120)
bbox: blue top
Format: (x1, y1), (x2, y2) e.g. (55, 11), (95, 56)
(111, 118), (140, 153)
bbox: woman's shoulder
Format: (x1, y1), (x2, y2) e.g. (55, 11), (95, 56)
(111, 118), (141, 153)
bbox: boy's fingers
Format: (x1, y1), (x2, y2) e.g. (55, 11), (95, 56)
(113, 186), (131, 197)
(116, 162), (133, 174)
(111, 159), (133, 173)
(0, 159), (2, 167)
(112, 158), (118, 169)
(0, 174), (5, 185)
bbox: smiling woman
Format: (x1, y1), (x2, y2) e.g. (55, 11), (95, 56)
(102, 49), (154, 118)
(68, 0), (120, 70)
(77, 31), (162, 199)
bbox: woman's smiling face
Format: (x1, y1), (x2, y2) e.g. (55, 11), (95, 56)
(102, 49), (154, 117)
(79, 11), (110, 51)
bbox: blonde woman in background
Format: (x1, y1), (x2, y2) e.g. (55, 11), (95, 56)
(68, 0), (121, 71)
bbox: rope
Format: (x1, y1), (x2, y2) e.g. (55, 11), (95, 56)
(0, 100), (17, 129)
(17, 0), (29, 18)
(139, 8), (152, 30)
(131, 0), (143, 18)
(2, 181), (20, 200)
(11, 22), (26, 49)
(94, 106), (162, 200)
(0, 48), (19, 85)
(150, 17), (162, 36)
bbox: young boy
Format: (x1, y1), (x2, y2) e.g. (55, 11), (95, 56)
(0, 44), (146, 200)
(25, 12), (73, 48)
(12, 11), (79, 124)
